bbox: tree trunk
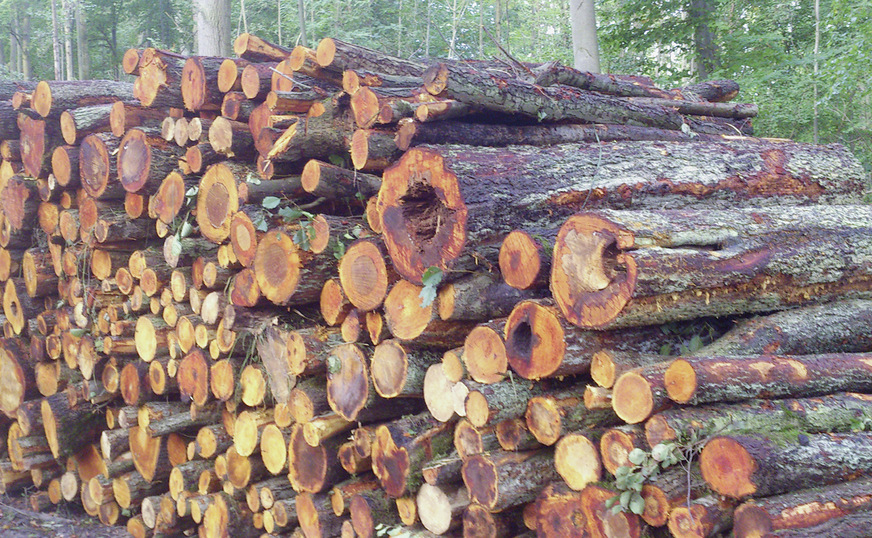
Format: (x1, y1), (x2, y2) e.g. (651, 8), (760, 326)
(569, 0), (600, 73)
(195, 0), (231, 56)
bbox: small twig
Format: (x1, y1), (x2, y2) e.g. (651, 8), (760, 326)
(296, 197), (327, 211)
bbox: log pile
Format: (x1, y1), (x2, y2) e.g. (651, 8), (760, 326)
(0, 32), (871, 538)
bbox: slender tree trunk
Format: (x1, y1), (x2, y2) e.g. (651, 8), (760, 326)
(21, 8), (32, 79)
(494, 0), (501, 47)
(690, 0), (717, 79)
(425, 0), (431, 56)
(297, 0), (307, 47)
(241, 0), (248, 34)
(75, 0), (89, 80)
(397, 0), (403, 57)
(813, 0), (820, 144)
(478, 3), (483, 57)
(62, 0), (74, 80)
(278, 0), (283, 45)
(569, 0), (600, 73)
(10, 12), (19, 74)
(51, 0), (63, 80)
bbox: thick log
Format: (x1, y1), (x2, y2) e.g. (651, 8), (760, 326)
(196, 162), (239, 243)
(417, 482), (469, 535)
(396, 118), (743, 152)
(551, 206), (872, 329)
(181, 56), (225, 111)
(700, 431), (872, 499)
(504, 299), (676, 381)
(384, 279), (477, 348)
(117, 128), (185, 194)
(137, 48), (187, 108)
(664, 353), (872, 407)
(553, 429), (607, 491)
(599, 424), (648, 476)
(534, 481), (587, 538)
(21, 115), (64, 179)
(253, 226), (338, 306)
(611, 361), (673, 424)
(31, 80), (135, 119)
(462, 448), (559, 512)
(371, 412), (455, 498)
(41, 392), (102, 458)
(697, 298), (872, 356)
(316, 37), (427, 76)
(667, 494), (735, 538)
(371, 339), (438, 398)
(647, 392), (872, 450)
(0, 338), (39, 418)
(60, 104), (114, 144)
(287, 423), (347, 493)
(732, 478), (872, 537)
(463, 376), (544, 429)
(241, 63), (277, 100)
(234, 33), (293, 62)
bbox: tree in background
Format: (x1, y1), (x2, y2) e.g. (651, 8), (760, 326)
(570, 0), (600, 72)
(195, 0), (231, 55)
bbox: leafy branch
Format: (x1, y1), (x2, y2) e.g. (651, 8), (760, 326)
(419, 266), (443, 307)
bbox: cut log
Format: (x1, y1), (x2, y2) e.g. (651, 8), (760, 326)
(370, 339), (437, 398)
(301, 158), (382, 202)
(611, 361), (673, 424)
(59, 104), (114, 144)
(664, 353), (872, 407)
(181, 56), (226, 112)
(234, 33), (293, 62)
(504, 299), (675, 380)
(31, 80), (135, 119)
(551, 206), (872, 329)
(699, 431), (872, 499)
(438, 272), (544, 323)
(117, 128), (184, 194)
(316, 38), (426, 76)
(534, 481), (587, 538)
(732, 478), (872, 537)
(667, 494), (735, 538)
(525, 385), (619, 446)
(41, 392), (102, 458)
(384, 279), (476, 348)
(462, 448), (559, 512)
(463, 377), (543, 429)
(599, 424), (648, 476)
(697, 298), (872, 356)
(337, 237), (396, 311)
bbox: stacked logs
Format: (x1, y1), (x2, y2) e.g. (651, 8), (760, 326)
(0, 31), (870, 538)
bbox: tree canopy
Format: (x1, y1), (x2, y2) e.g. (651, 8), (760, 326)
(0, 0), (869, 170)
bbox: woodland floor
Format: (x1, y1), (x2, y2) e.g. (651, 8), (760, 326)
(0, 494), (128, 537)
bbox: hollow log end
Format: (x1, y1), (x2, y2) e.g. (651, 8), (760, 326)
(550, 213), (637, 329)
(379, 148), (468, 285)
(505, 301), (565, 380)
(699, 436), (757, 499)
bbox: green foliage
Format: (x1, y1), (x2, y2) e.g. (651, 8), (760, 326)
(419, 265), (443, 308)
(606, 442), (682, 515)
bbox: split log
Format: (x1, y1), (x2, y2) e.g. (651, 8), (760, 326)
(551, 206), (872, 329)
(699, 431), (872, 499)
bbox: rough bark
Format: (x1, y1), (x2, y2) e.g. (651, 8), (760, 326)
(552, 206), (872, 329)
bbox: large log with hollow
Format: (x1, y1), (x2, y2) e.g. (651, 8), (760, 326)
(378, 141), (863, 285)
(551, 206), (872, 329)
(699, 431), (872, 499)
